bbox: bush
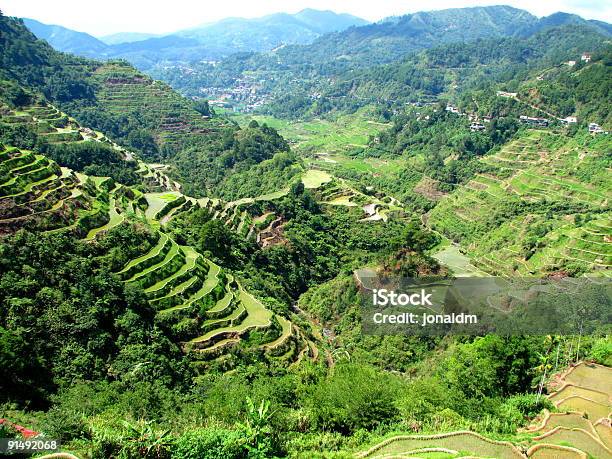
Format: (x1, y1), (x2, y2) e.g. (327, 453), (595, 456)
(173, 427), (245, 459)
(494, 394), (553, 433)
(396, 376), (458, 422)
(589, 337), (612, 366)
(303, 364), (400, 434)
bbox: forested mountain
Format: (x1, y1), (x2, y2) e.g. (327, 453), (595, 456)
(0, 14), (293, 195)
(271, 6), (612, 70)
(21, 18), (108, 56)
(22, 9), (368, 69)
(276, 5), (539, 68)
(1, 5), (611, 459)
(263, 25), (610, 118)
(146, 6), (611, 116)
(100, 32), (160, 45)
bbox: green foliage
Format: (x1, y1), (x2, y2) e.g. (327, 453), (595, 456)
(173, 428), (245, 459)
(173, 123), (291, 198)
(47, 141), (141, 185)
(589, 337), (612, 366)
(303, 364), (401, 434)
(236, 397), (274, 457)
(0, 227), (188, 407)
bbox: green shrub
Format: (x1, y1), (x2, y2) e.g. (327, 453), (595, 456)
(303, 364), (400, 434)
(589, 337), (612, 366)
(173, 427), (245, 459)
(493, 394), (553, 433)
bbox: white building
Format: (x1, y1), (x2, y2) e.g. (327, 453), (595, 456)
(589, 122), (605, 134)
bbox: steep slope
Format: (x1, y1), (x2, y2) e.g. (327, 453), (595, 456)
(359, 362), (612, 459)
(427, 130), (611, 276)
(0, 98), (316, 373)
(1, 12), (293, 195)
(21, 18), (109, 56)
(278, 5), (539, 68)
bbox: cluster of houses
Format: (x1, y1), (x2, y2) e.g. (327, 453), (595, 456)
(445, 104), (491, 131)
(203, 76), (270, 112)
(567, 52), (592, 67)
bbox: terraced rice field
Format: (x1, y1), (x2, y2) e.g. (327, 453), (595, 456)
(315, 177), (403, 222)
(190, 286), (273, 347)
(102, 185), (316, 368)
(1, 103), (317, 370)
(144, 192), (181, 220)
(230, 108), (387, 155)
(427, 130), (612, 276)
(0, 145), (107, 236)
(359, 431), (524, 459)
(92, 63), (229, 149)
(85, 196), (125, 240)
(430, 244), (488, 277)
(527, 444), (587, 459)
(526, 362), (612, 458)
(532, 428), (610, 459)
(359, 362), (612, 459)
(302, 169), (333, 189)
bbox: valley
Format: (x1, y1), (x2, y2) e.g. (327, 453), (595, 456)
(0, 5), (610, 459)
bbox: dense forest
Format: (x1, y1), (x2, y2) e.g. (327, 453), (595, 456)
(0, 5), (611, 459)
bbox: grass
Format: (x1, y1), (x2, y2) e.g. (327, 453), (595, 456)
(262, 316), (292, 351)
(302, 169), (332, 189)
(118, 233), (169, 275)
(530, 413), (597, 435)
(85, 197), (124, 240)
(533, 428), (611, 459)
(229, 107), (387, 155)
(144, 192), (181, 220)
(143, 246), (199, 296)
(207, 282), (234, 316)
(430, 245), (489, 277)
(159, 260), (221, 314)
(124, 239), (181, 283)
(527, 444), (587, 459)
(556, 397), (610, 422)
(426, 130), (612, 275)
(190, 285), (273, 345)
(549, 385), (610, 405)
(326, 195), (357, 206)
(594, 422), (611, 449)
(565, 363), (612, 395)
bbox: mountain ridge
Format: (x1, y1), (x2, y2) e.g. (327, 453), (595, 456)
(21, 8), (368, 67)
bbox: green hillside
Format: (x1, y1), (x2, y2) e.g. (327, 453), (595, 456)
(0, 6), (611, 459)
(427, 130), (611, 276)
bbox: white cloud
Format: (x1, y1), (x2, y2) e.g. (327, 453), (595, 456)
(1, 0), (610, 36)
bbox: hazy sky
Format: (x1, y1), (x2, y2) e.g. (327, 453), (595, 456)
(2, 0), (610, 36)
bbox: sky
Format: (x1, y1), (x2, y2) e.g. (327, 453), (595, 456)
(2, 0), (610, 36)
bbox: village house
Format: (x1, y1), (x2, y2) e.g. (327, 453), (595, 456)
(519, 115), (549, 127)
(445, 104), (460, 114)
(470, 123), (486, 131)
(589, 122), (607, 134)
(561, 116), (577, 125)
(581, 53), (592, 63)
